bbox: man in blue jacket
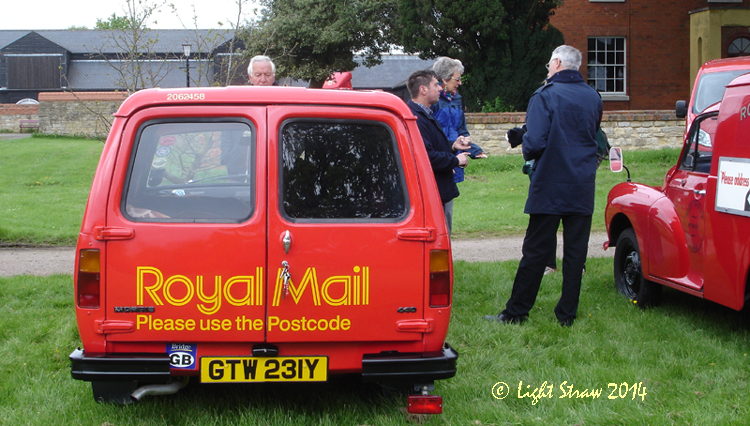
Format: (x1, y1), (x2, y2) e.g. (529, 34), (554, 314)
(486, 45), (603, 326)
(406, 70), (470, 234)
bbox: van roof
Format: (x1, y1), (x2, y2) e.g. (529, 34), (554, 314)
(115, 86), (416, 119)
(700, 56), (750, 73)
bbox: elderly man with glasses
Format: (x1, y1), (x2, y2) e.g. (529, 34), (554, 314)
(485, 45), (603, 327)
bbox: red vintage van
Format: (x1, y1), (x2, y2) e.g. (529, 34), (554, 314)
(606, 73), (750, 311)
(69, 86), (457, 412)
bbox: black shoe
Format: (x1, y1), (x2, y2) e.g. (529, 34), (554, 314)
(558, 318), (575, 327)
(484, 313), (528, 324)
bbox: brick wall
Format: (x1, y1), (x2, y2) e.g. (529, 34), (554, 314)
(466, 110), (683, 156)
(548, 0), (749, 111)
(37, 92), (129, 138)
(0, 104), (39, 132)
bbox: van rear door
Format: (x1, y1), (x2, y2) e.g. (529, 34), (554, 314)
(265, 105), (427, 344)
(102, 107), (268, 344)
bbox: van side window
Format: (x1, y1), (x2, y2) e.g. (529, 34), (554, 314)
(281, 121), (408, 220)
(123, 121), (255, 223)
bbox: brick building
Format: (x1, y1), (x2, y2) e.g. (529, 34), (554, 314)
(550, 0), (750, 111)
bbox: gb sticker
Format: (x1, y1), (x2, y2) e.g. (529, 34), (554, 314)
(167, 343), (197, 370)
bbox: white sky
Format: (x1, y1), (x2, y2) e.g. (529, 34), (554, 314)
(1, 0), (260, 30)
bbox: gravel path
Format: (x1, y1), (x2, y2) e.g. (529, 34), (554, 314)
(0, 232), (612, 277)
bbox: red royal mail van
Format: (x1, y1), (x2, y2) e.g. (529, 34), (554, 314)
(69, 86), (457, 413)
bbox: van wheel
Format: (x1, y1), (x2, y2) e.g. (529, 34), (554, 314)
(613, 228), (661, 307)
(91, 381), (138, 404)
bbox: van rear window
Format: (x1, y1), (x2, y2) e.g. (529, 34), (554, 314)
(123, 121), (255, 223)
(280, 120), (408, 220)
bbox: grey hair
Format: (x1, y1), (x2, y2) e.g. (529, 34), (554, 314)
(247, 55), (276, 75)
(551, 45), (582, 71)
(432, 57), (464, 82)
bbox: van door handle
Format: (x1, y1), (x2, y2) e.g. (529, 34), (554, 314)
(282, 230), (292, 254)
(693, 189), (706, 196)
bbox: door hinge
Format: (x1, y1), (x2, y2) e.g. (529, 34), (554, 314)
(397, 228), (436, 242)
(94, 226), (135, 241)
(395, 319), (435, 333)
(95, 320), (135, 334)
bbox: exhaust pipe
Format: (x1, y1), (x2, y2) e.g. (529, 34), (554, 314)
(131, 377), (188, 402)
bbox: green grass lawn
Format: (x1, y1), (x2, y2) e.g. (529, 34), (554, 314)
(3, 139), (749, 424)
(0, 135), (679, 245)
(452, 148), (679, 238)
(0, 136), (103, 246)
(2, 260), (750, 425)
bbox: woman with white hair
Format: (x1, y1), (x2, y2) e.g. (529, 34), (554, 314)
(431, 57), (487, 170)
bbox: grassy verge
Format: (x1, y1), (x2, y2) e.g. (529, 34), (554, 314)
(452, 148), (680, 238)
(2, 259), (750, 425)
(0, 136), (103, 246)
(0, 134), (680, 245)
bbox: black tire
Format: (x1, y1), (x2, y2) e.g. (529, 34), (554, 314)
(613, 228), (661, 307)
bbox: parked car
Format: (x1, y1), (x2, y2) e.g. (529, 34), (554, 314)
(675, 56), (750, 133)
(605, 73), (750, 311)
(69, 86), (458, 413)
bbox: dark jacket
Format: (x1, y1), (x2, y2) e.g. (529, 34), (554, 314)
(522, 69), (603, 215)
(408, 100), (460, 204)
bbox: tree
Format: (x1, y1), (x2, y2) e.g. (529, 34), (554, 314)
(245, 0), (401, 87)
(95, 13), (135, 29)
(67, 0), (236, 137)
(89, 0), (173, 93)
(398, 0), (564, 111)
(179, 0), (253, 87)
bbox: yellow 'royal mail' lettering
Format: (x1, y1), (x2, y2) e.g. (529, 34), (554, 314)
(137, 266), (264, 313)
(272, 266), (369, 307)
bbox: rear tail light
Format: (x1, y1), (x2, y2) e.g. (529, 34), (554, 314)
(407, 394), (443, 414)
(429, 250), (451, 308)
(77, 249), (100, 309)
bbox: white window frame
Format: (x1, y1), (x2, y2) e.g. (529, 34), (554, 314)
(587, 37), (628, 101)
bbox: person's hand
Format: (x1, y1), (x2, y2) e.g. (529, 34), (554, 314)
(453, 136), (471, 152)
(456, 152), (469, 168)
(506, 127), (525, 148)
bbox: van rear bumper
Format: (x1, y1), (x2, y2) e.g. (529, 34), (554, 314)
(70, 342), (459, 383)
(70, 348), (171, 382)
(361, 343), (458, 383)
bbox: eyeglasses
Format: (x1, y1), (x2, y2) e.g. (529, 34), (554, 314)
(545, 58), (559, 70)
(450, 77), (462, 82)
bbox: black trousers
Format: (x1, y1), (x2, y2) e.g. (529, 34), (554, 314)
(502, 214), (592, 322)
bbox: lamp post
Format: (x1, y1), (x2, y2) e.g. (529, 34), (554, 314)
(182, 43), (192, 87)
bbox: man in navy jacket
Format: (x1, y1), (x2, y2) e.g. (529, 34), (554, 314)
(487, 45), (603, 326)
(406, 70), (470, 233)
